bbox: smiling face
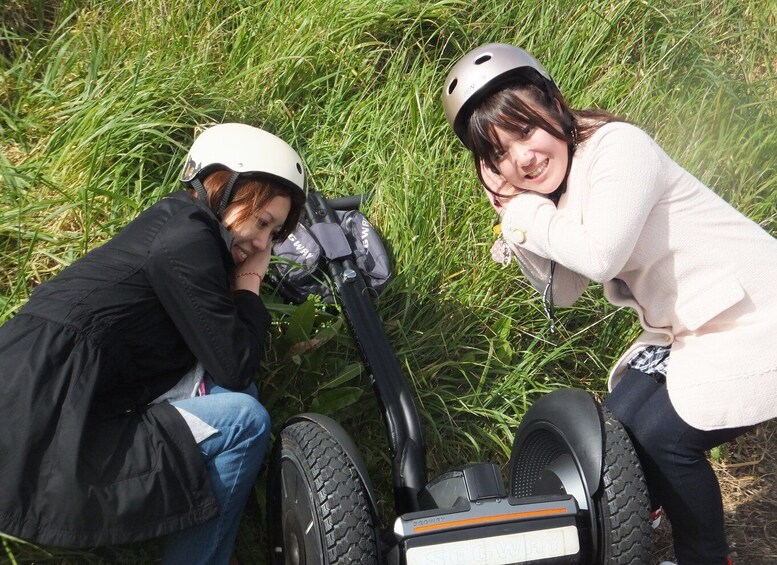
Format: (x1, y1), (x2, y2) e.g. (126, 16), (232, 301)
(222, 195), (291, 265)
(490, 124), (569, 196)
(197, 170), (304, 265)
(467, 80), (574, 199)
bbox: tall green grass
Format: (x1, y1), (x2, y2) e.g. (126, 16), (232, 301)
(2, 0), (775, 562)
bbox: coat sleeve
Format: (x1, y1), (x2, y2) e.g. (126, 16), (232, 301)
(145, 207), (270, 390)
(501, 124), (664, 283)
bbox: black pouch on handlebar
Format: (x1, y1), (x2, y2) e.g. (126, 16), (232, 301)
(269, 210), (392, 303)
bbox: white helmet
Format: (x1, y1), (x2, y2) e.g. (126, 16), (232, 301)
(442, 43), (555, 147)
(180, 123), (307, 203)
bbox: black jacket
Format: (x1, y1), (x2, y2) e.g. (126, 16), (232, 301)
(0, 191), (270, 547)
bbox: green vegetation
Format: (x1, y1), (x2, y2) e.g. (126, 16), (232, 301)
(2, 0), (775, 562)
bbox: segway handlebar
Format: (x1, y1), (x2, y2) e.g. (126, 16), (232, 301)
(326, 193), (367, 210)
(304, 189), (427, 515)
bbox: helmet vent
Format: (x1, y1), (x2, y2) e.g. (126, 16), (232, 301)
(474, 54), (492, 65)
(447, 78), (458, 95)
(296, 163), (302, 174)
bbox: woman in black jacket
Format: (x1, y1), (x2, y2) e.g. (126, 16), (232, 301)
(0, 123), (307, 564)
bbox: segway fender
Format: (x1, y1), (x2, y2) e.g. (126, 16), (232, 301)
(512, 388), (604, 498)
(286, 413), (380, 517)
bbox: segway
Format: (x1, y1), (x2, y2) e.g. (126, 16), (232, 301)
(266, 189), (653, 564)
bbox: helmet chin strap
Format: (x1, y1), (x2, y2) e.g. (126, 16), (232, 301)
(190, 176), (210, 205)
(188, 176), (235, 254)
(190, 171), (241, 219)
(217, 171), (241, 218)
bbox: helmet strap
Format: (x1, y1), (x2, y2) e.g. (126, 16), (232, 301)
(190, 177), (210, 206)
(543, 79), (557, 106)
(217, 171), (241, 218)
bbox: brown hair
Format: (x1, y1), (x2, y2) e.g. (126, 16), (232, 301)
(467, 73), (625, 197)
(192, 170), (305, 241)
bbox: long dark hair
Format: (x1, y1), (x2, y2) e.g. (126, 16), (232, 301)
(467, 71), (624, 202)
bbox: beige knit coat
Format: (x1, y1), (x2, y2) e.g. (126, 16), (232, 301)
(501, 122), (777, 430)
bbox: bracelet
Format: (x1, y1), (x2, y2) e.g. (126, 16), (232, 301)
(235, 272), (264, 283)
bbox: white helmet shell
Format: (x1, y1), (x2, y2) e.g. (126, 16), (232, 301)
(442, 43), (554, 146)
(180, 123), (306, 197)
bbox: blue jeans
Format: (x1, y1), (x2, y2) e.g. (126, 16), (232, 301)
(163, 380), (270, 565)
(604, 369), (752, 565)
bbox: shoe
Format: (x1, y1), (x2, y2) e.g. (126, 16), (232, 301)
(651, 506), (664, 529)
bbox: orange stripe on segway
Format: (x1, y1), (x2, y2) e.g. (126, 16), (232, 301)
(413, 508), (569, 533)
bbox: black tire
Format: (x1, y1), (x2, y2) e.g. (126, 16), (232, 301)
(266, 420), (379, 565)
(595, 407), (653, 563)
(509, 406), (652, 564)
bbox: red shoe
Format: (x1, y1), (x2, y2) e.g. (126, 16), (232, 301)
(651, 506), (664, 529)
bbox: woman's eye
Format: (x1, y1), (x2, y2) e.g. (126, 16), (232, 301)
(520, 125), (534, 138)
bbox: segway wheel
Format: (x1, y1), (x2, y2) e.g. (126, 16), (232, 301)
(267, 420), (379, 565)
(509, 407), (652, 564)
(594, 408), (653, 563)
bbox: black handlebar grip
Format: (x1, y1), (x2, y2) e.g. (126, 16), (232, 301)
(326, 194), (366, 210)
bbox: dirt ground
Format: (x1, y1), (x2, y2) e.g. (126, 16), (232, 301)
(652, 419), (777, 565)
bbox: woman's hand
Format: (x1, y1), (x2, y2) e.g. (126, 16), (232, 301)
(478, 159), (521, 215)
(232, 246), (272, 294)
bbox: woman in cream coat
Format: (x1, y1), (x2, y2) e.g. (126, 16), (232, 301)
(442, 43), (777, 565)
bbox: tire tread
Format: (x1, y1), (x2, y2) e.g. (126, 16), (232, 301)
(269, 421), (378, 564)
(599, 407), (653, 564)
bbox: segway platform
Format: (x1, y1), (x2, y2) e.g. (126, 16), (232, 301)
(393, 462), (580, 564)
(267, 190), (652, 565)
